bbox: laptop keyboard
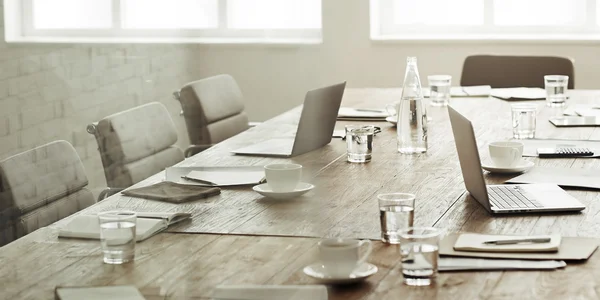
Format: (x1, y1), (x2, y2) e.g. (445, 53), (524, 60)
(487, 186), (543, 209)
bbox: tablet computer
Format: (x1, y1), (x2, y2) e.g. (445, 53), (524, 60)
(549, 116), (600, 127)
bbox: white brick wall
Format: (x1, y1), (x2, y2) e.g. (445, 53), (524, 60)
(0, 3), (196, 199)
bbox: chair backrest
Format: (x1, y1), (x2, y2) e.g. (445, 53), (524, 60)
(460, 55), (575, 89)
(0, 140), (95, 246)
(89, 102), (184, 188)
(178, 74), (250, 146)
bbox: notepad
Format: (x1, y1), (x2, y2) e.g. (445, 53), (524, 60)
(182, 169), (265, 187)
(58, 212), (191, 242)
(454, 233), (561, 253)
(423, 85), (491, 98)
(55, 286), (146, 300)
(491, 87), (546, 100)
(337, 107), (388, 120)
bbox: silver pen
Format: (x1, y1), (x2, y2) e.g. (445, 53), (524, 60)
(483, 238), (551, 245)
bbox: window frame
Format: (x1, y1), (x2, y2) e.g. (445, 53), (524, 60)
(12, 0), (322, 44)
(371, 0), (600, 41)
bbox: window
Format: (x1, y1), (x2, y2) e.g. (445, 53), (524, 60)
(371, 0), (600, 40)
(9, 0), (322, 43)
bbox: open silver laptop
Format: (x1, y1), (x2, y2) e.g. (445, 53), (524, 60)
(448, 106), (585, 214)
(231, 82), (346, 157)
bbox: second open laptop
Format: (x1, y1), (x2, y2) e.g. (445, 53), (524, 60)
(448, 106), (585, 214)
(231, 82), (346, 157)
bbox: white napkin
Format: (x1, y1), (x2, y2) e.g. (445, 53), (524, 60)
(212, 285), (328, 300)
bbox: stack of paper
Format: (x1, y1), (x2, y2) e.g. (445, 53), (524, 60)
(439, 257), (566, 271)
(423, 85), (491, 98)
(58, 212), (191, 242)
(454, 233), (561, 253)
(491, 87), (546, 100)
(166, 166), (266, 187)
(337, 107), (388, 121)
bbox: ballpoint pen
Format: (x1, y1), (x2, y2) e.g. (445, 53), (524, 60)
(483, 238), (551, 245)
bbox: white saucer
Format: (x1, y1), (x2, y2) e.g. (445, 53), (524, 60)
(252, 182), (314, 200)
(386, 116), (397, 126)
(481, 160), (535, 174)
(303, 263), (378, 284)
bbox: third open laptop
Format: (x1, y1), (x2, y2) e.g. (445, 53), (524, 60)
(231, 82), (346, 157)
(448, 106), (585, 214)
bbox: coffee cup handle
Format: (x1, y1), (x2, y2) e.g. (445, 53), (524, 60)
(385, 104), (397, 116)
(511, 148), (522, 164)
(357, 240), (373, 267)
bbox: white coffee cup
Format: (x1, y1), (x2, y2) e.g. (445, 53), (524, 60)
(385, 101), (401, 117)
(264, 163), (302, 192)
(489, 141), (524, 167)
(318, 238), (372, 277)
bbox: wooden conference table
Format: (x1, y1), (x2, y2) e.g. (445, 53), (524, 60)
(3, 89), (600, 299)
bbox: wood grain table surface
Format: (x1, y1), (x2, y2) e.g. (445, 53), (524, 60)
(3, 89), (600, 299)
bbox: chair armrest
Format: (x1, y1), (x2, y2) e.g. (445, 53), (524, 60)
(248, 122), (261, 127)
(184, 144), (213, 157)
(98, 187), (125, 202)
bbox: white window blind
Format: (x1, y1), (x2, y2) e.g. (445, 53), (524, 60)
(18, 0), (322, 43)
(372, 0), (600, 40)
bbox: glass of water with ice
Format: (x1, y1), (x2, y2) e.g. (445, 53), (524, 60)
(377, 193), (415, 244)
(544, 75), (569, 107)
(399, 227), (442, 286)
(427, 75), (452, 107)
(98, 211), (137, 264)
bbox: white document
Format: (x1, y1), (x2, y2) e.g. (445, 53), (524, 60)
(55, 286), (146, 300)
(491, 87), (546, 100)
(506, 166), (600, 190)
(166, 166), (266, 187)
(212, 285), (328, 300)
(439, 258), (566, 271)
(58, 212), (191, 242)
(516, 139), (600, 157)
(183, 169), (265, 187)
(423, 85), (491, 98)
(454, 233), (561, 253)
(337, 107), (388, 120)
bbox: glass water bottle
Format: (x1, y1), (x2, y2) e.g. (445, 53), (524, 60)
(397, 57), (428, 154)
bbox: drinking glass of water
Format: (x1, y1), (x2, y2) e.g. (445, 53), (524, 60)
(427, 75), (452, 107)
(399, 227), (442, 286)
(544, 75), (569, 107)
(346, 125), (374, 163)
(98, 211), (137, 264)
(377, 193), (415, 244)
(511, 103), (537, 139)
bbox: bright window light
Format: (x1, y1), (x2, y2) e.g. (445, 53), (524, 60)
(16, 0), (322, 43)
(33, 0), (112, 29)
(228, 0), (321, 29)
(392, 0), (483, 26)
(372, 0), (600, 39)
(121, 0), (219, 29)
(493, 0), (587, 26)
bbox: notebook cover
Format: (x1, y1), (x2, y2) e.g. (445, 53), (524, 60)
(440, 233), (599, 261)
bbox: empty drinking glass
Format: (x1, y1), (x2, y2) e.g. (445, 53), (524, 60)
(346, 125), (374, 163)
(512, 104), (537, 139)
(428, 75), (452, 107)
(98, 211), (137, 264)
(544, 75), (569, 107)
(377, 193), (415, 244)
(399, 227), (442, 286)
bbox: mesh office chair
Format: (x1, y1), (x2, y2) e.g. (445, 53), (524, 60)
(0, 140), (95, 246)
(88, 102), (184, 200)
(460, 55), (575, 89)
(174, 74), (254, 157)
